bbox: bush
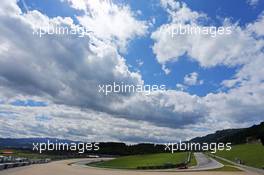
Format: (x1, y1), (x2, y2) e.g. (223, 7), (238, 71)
(137, 162), (187, 170)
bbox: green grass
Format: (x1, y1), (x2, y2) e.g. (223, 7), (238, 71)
(207, 153), (234, 166)
(89, 152), (189, 169)
(209, 166), (241, 171)
(207, 154), (241, 171)
(215, 143), (264, 169)
(189, 152), (197, 166)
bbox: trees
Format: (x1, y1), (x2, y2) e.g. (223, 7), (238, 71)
(260, 136), (264, 146)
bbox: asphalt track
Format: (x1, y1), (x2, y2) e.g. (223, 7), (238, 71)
(191, 152), (223, 170)
(0, 156), (259, 175)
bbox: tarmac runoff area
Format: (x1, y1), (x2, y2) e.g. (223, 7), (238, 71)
(0, 155), (260, 175)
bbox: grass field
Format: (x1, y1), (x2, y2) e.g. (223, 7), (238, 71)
(207, 154), (241, 171)
(208, 165), (241, 172)
(189, 152), (197, 166)
(215, 143), (264, 169)
(89, 152), (191, 169)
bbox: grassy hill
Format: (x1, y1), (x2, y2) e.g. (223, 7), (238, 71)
(191, 122), (264, 145)
(89, 152), (191, 169)
(215, 143), (264, 169)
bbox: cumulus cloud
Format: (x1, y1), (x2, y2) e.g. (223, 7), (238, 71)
(0, 0), (21, 16)
(152, 2), (263, 68)
(152, 1), (264, 78)
(176, 83), (187, 91)
(136, 59), (144, 67)
(184, 72), (203, 86)
(247, 12), (264, 36)
(247, 0), (259, 7)
(107, 91), (207, 128)
(64, 0), (148, 52)
(0, 1), (143, 107)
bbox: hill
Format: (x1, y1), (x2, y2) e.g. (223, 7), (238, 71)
(191, 122), (264, 145)
(215, 143), (264, 169)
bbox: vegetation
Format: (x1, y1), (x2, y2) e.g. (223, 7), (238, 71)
(0, 139), (167, 156)
(191, 122), (264, 145)
(207, 154), (241, 171)
(209, 166), (241, 171)
(89, 152), (190, 169)
(189, 152), (197, 166)
(215, 143), (264, 169)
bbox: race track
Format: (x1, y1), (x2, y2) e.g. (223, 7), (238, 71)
(191, 152), (223, 170)
(0, 158), (258, 175)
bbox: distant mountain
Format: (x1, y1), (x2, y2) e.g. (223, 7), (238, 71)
(0, 138), (76, 149)
(191, 122), (264, 145)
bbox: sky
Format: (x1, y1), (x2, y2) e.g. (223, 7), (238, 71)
(0, 0), (263, 143)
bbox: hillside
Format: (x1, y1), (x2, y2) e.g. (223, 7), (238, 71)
(191, 122), (264, 145)
(215, 143), (264, 169)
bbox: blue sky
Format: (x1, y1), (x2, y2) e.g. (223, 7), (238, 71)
(0, 0), (263, 142)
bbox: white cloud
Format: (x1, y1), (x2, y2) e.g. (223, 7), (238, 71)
(176, 83), (187, 91)
(152, 4), (263, 68)
(0, 0), (21, 16)
(247, 0), (259, 6)
(136, 59), (144, 67)
(64, 0), (148, 52)
(152, 1), (264, 75)
(0, 94), (207, 142)
(160, 0), (181, 11)
(247, 12), (264, 36)
(62, 0), (87, 10)
(184, 72), (203, 86)
(0, 0), (142, 117)
(162, 65), (171, 75)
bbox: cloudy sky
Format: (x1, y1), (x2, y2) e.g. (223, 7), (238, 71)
(0, 0), (263, 143)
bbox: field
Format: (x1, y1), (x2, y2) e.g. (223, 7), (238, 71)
(189, 152), (197, 166)
(89, 152), (191, 169)
(215, 143), (264, 169)
(207, 154), (241, 171)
